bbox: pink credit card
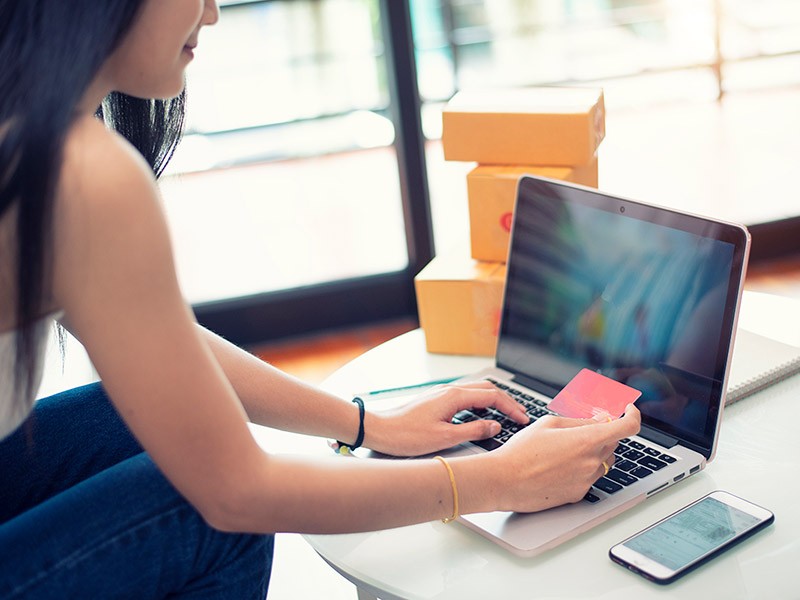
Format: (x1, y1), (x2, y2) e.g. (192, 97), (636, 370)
(548, 368), (641, 419)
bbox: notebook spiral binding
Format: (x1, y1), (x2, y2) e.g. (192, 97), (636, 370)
(726, 354), (800, 405)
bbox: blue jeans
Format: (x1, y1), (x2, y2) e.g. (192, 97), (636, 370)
(0, 383), (273, 599)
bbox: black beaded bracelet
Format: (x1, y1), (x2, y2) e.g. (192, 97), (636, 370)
(332, 397), (365, 454)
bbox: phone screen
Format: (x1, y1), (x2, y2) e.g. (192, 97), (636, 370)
(610, 491), (774, 583)
(624, 496), (759, 570)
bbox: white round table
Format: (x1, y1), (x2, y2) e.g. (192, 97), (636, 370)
(302, 291), (800, 600)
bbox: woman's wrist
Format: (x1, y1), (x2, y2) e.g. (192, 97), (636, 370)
(449, 452), (504, 515)
(360, 409), (393, 454)
(329, 398), (368, 454)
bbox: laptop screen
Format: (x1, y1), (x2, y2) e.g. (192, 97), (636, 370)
(497, 176), (749, 455)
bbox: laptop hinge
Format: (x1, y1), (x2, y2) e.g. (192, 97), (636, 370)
(638, 425), (679, 449)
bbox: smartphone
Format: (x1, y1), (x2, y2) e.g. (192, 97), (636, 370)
(609, 490), (774, 585)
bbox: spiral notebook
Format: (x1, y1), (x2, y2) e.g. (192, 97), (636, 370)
(726, 328), (800, 405)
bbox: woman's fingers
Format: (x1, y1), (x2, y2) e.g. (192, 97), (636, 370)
(445, 381), (530, 424)
(605, 404), (641, 438)
(448, 418), (501, 444)
(597, 452), (616, 478)
(443, 384), (641, 467)
(548, 403), (641, 434)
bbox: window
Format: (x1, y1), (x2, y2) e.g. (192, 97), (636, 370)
(159, 0), (431, 343)
(410, 0), (800, 255)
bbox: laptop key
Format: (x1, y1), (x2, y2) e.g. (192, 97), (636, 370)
(454, 410), (474, 422)
(614, 459), (638, 472)
(643, 447), (661, 457)
(473, 438), (502, 451)
(528, 407), (550, 419)
(606, 469), (638, 486)
(638, 456), (668, 471)
(630, 466), (653, 478)
(622, 449), (645, 461)
(660, 454), (677, 463)
(584, 491), (601, 503)
(628, 441), (645, 450)
(485, 409), (504, 421)
(498, 418), (517, 430)
(593, 477), (623, 494)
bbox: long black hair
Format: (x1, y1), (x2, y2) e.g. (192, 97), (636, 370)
(0, 0), (186, 403)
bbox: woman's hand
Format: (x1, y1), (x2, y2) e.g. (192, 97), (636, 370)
(364, 381), (530, 457)
(485, 404), (641, 513)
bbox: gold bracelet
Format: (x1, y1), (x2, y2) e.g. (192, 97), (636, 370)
(434, 456), (459, 524)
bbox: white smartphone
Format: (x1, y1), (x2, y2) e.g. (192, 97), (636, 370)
(609, 490), (774, 585)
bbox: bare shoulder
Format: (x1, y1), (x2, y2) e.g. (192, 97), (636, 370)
(52, 114), (179, 311)
(58, 114), (159, 214)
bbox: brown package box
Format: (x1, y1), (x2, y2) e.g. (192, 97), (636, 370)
(442, 87), (605, 166)
(467, 158), (598, 262)
(415, 253), (506, 356)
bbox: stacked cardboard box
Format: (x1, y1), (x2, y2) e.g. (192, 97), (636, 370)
(416, 87), (606, 356)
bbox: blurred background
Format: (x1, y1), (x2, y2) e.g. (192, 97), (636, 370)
(156, 0), (800, 346)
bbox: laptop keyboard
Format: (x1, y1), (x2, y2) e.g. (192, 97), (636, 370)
(451, 378), (678, 503)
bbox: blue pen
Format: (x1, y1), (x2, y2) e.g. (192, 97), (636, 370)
(358, 375), (464, 398)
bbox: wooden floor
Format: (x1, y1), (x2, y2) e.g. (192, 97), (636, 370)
(251, 318), (418, 385)
(251, 255), (800, 386)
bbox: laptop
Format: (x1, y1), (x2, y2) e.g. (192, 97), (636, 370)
(370, 175), (750, 557)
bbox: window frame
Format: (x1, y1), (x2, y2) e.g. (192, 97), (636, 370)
(193, 0), (433, 345)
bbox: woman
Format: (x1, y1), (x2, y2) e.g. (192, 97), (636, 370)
(0, 1), (640, 597)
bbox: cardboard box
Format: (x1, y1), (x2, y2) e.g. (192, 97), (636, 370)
(467, 158), (599, 262)
(442, 87), (605, 166)
(415, 253), (506, 356)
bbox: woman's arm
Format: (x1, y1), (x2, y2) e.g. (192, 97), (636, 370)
(199, 326), (364, 438)
(51, 116), (640, 535)
(200, 327), (531, 456)
(215, 406), (640, 533)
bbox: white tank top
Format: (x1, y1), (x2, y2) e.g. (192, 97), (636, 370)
(0, 314), (59, 440)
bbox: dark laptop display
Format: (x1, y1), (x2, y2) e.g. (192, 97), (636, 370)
(498, 177), (749, 458)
